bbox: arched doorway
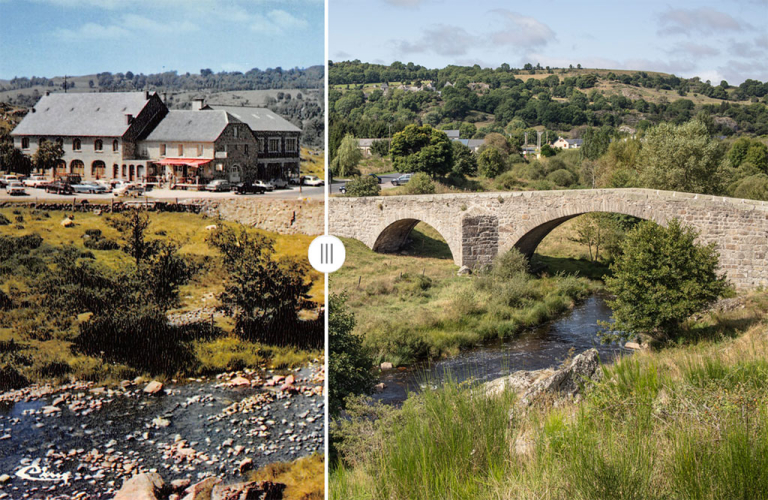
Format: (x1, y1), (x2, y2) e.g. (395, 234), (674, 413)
(112, 164), (119, 179)
(70, 160), (84, 177)
(91, 160), (106, 179)
(229, 164), (241, 183)
(129, 165), (135, 181)
(54, 160), (67, 178)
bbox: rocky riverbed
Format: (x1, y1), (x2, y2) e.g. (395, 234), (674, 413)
(0, 364), (324, 499)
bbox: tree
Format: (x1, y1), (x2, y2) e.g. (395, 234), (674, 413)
(208, 226), (312, 336)
(109, 209), (152, 267)
(390, 124), (453, 177)
(605, 219), (729, 340)
(344, 175), (380, 197)
(332, 134), (362, 177)
(32, 141), (64, 175)
(329, 293), (374, 417)
(0, 144), (32, 175)
(638, 119), (726, 194)
(451, 141), (477, 176)
(570, 213), (622, 261)
(477, 147), (507, 178)
(403, 172), (435, 194)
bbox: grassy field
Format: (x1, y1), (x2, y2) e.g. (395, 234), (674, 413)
(330, 222), (601, 365)
(250, 453), (324, 500)
(0, 207), (323, 385)
(301, 147), (325, 178)
(331, 293), (768, 499)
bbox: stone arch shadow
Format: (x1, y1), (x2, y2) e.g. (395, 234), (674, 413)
(370, 218), (460, 262)
(500, 206), (667, 259)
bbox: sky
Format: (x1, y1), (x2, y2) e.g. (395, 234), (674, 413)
(0, 0), (324, 79)
(330, 0), (768, 85)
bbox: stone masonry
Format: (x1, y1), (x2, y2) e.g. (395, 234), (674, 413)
(329, 188), (768, 289)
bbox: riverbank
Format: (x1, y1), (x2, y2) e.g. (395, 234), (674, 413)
(332, 225), (600, 367)
(331, 292), (768, 499)
(0, 364), (324, 499)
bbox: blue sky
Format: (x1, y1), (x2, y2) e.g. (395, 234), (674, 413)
(330, 0), (768, 85)
(0, 0), (324, 79)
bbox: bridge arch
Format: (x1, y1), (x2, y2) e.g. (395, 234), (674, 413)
(371, 218), (459, 261)
(500, 199), (667, 258)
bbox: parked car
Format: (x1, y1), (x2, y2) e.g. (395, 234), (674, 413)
(0, 174), (21, 188)
(368, 173), (383, 184)
(288, 176), (302, 185)
(303, 175), (324, 186)
(391, 173), (413, 186)
(205, 179), (231, 192)
(72, 181), (110, 194)
(44, 180), (74, 195)
(113, 183), (145, 197)
(339, 184), (347, 194)
(5, 181), (26, 196)
(232, 182), (267, 195)
(253, 180), (275, 192)
(271, 178), (289, 189)
(23, 175), (48, 187)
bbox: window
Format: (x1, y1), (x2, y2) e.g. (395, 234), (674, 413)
(21, 138), (30, 149)
(233, 127), (239, 138)
(244, 144), (249, 156)
(268, 138), (280, 152)
(113, 140), (119, 152)
(94, 139), (103, 151)
(73, 138), (81, 151)
(160, 144), (166, 156)
(178, 144), (183, 156)
(286, 137), (297, 153)
(258, 139), (264, 153)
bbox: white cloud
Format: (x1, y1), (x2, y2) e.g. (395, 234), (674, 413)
(55, 22), (129, 40)
(489, 10), (556, 49)
(395, 24), (479, 56)
(657, 7), (746, 36)
(121, 14), (198, 33)
(670, 42), (720, 58)
(268, 9), (308, 29)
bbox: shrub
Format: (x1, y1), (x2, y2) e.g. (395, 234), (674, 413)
(605, 219), (730, 340)
(511, 161), (545, 180)
(546, 168), (576, 187)
(344, 175), (381, 197)
(730, 173), (768, 201)
(403, 172), (436, 195)
(84, 229), (102, 238)
(83, 237), (120, 251)
(0, 214), (9, 225)
(494, 171), (523, 190)
(491, 248), (529, 279)
(477, 147), (507, 178)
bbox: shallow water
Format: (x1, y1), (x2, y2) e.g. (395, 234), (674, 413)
(0, 366), (324, 499)
(375, 295), (625, 404)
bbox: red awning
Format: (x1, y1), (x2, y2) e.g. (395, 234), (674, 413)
(155, 158), (212, 167)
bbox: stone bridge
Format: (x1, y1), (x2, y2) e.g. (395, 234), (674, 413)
(329, 188), (768, 289)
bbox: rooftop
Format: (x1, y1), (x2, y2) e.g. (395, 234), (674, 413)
(143, 110), (240, 142)
(204, 105), (301, 133)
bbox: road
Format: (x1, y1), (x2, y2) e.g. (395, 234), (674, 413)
(0, 184), (325, 202)
(332, 173), (401, 194)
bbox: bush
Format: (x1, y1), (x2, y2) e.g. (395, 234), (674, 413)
(546, 168), (576, 187)
(490, 248), (529, 279)
(403, 172), (436, 194)
(494, 171), (523, 190)
(511, 162), (545, 180)
(477, 147), (507, 178)
(83, 237), (120, 250)
(605, 219), (730, 340)
(0, 214), (9, 226)
(344, 175), (381, 197)
(730, 173), (768, 200)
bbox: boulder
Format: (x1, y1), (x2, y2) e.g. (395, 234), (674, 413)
(61, 218), (75, 228)
(114, 472), (165, 500)
(143, 381), (164, 395)
(374, 383), (386, 392)
(211, 481), (285, 500)
(284, 374), (295, 385)
(456, 265), (472, 276)
(182, 477), (222, 500)
(238, 457), (254, 475)
(624, 341), (642, 350)
(171, 479), (191, 491)
(380, 362), (393, 371)
(485, 349), (602, 405)
(229, 376), (251, 387)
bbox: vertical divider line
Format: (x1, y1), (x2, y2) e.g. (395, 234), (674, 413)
(323, 0), (330, 495)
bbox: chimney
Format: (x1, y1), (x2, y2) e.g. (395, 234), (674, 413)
(192, 98), (205, 111)
(144, 90), (150, 99)
(45, 91), (50, 96)
(125, 113), (133, 125)
(162, 92), (168, 103)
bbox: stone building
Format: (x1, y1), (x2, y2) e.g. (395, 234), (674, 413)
(10, 91), (301, 183)
(10, 91), (167, 181)
(139, 110), (258, 184)
(202, 104), (302, 182)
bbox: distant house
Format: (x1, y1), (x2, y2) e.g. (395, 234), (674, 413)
(443, 129), (460, 140)
(522, 146), (540, 159)
(357, 138), (376, 157)
(552, 137), (583, 149)
(451, 138), (485, 153)
(11, 91), (167, 181)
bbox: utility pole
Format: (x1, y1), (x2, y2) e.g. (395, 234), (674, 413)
(63, 75), (68, 93)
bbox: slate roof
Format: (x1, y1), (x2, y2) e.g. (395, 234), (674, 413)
(205, 106), (301, 133)
(566, 138), (583, 146)
(12, 92), (153, 137)
(444, 129), (460, 139)
(143, 110), (240, 142)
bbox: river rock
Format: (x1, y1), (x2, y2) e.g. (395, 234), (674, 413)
(380, 362), (393, 371)
(182, 477), (222, 500)
(210, 481), (285, 500)
(144, 381), (164, 395)
(457, 265), (472, 276)
(171, 478), (191, 490)
(238, 457), (254, 474)
(114, 472), (165, 500)
(229, 376), (250, 387)
(0, 474), (10, 484)
(485, 348), (602, 405)
(624, 341), (648, 350)
(374, 383), (386, 392)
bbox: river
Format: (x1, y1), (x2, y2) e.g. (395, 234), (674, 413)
(0, 365), (324, 499)
(374, 295), (625, 404)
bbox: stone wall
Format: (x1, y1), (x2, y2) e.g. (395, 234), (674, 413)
(197, 198), (323, 235)
(329, 189), (768, 289)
